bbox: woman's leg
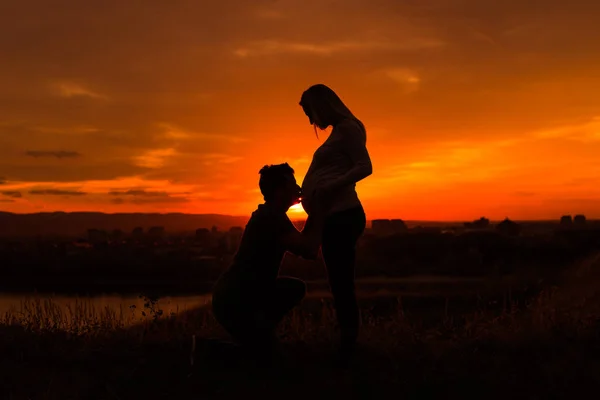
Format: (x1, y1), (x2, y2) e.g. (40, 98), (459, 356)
(321, 206), (366, 352)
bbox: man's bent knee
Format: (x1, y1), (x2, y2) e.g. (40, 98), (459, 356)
(290, 279), (307, 302)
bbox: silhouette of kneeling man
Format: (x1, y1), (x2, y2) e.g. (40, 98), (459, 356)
(212, 163), (326, 363)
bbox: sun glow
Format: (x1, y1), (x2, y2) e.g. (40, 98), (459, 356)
(288, 203), (305, 214)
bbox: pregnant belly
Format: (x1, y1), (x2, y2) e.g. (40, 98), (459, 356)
(300, 197), (313, 215)
(300, 177), (319, 214)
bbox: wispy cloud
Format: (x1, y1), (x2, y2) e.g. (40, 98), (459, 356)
(254, 9), (284, 19)
(201, 153), (243, 165)
(108, 189), (184, 197)
(29, 189), (87, 196)
(110, 189), (190, 205)
(78, 176), (199, 195)
(33, 125), (100, 135)
(25, 150), (81, 159)
(233, 38), (443, 57)
(468, 27), (497, 45)
(132, 148), (177, 168)
(159, 123), (248, 143)
(289, 156), (311, 166)
(531, 117), (600, 142)
(1, 191), (22, 198)
(514, 191), (537, 197)
(188, 191), (235, 202)
(369, 137), (522, 190)
(383, 68), (421, 93)
(160, 124), (193, 139)
(195, 132), (249, 143)
(51, 81), (107, 100)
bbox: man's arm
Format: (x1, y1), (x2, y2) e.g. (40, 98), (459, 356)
(281, 210), (325, 260)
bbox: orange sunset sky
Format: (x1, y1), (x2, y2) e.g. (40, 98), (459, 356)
(1, 0), (600, 221)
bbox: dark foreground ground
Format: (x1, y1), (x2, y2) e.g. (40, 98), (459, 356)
(2, 254), (600, 399)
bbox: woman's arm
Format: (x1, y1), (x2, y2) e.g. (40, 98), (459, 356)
(282, 213), (323, 260)
(281, 211), (324, 260)
(324, 120), (372, 191)
(281, 191), (330, 259)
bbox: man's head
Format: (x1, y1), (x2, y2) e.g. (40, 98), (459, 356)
(258, 163), (301, 210)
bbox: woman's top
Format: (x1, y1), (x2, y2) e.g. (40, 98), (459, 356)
(301, 118), (372, 215)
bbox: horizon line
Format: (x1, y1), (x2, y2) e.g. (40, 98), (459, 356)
(0, 210), (596, 223)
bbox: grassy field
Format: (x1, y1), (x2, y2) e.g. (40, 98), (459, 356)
(2, 255), (600, 399)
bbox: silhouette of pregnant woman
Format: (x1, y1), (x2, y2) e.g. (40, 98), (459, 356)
(299, 84), (373, 363)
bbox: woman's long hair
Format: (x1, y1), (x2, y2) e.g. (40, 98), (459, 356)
(300, 84), (365, 139)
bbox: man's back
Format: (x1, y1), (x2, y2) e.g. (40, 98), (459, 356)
(218, 204), (297, 291)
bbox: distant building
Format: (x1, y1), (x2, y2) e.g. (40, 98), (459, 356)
(390, 219), (408, 232)
(464, 217), (490, 230)
(132, 227), (144, 240)
(148, 226), (165, 240)
(371, 219), (392, 236)
(411, 226), (442, 234)
(496, 218), (521, 236)
(574, 214), (587, 226)
(195, 228), (211, 247)
(227, 226), (244, 253)
(371, 219), (407, 236)
(110, 229), (124, 241)
(560, 215), (573, 227)
(87, 228), (108, 244)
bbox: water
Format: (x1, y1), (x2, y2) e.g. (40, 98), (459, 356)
(0, 276), (530, 327)
(0, 292), (213, 326)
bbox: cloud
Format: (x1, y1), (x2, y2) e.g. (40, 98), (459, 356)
(514, 191), (537, 197)
(0, 163), (150, 182)
(159, 123), (248, 143)
(108, 189), (177, 197)
(109, 190), (189, 205)
(133, 196), (189, 204)
(195, 132), (248, 143)
(107, 188), (190, 204)
(188, 191), (237, 203)
(233, 38), (443, 57)
(1, 191), (22, 198)
(25, 150), (82, 159)
(33, 126), (100, 135)
(383, 68), (421, 93)
(0, 178), (5, 185)
(29, 189), (87, 196)
(531, 117), (600, 142)
(160, 124), (192, 139)
(289, 156), (311, 167)
(201, 153), (243, 165)
(132, 148), (177, 169)
(253, 9), (284, 19)
(0, 199), (14, 203)
(51, 81), (107, 100)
